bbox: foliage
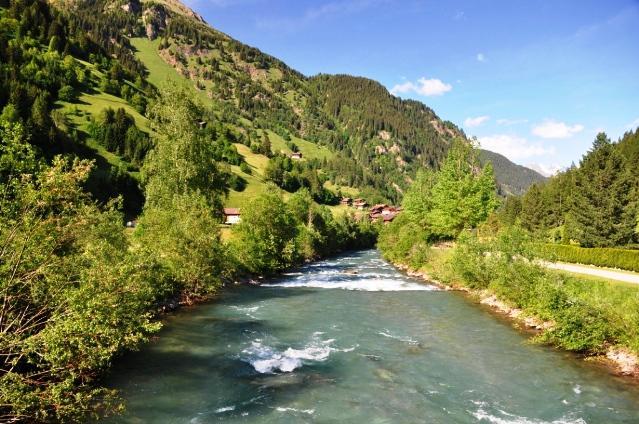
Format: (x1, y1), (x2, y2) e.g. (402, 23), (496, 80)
(506, 130), (639, 248)
(535, 244), (639, 273)
(142, 83), (228, 210)
(0, 152), (163, 422)
(136, 84), (230, 297)
(87, 107), (151, 167)
(425, 140), (498, 238)
(447, 229), (638, 354)
(389, 139), (498, 241)
(230, 190), (298, 274)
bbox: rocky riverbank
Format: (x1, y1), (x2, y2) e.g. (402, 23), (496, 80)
(393, 262), (639, 379)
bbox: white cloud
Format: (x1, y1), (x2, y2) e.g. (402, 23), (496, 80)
(478, 134), (555, 161)
(464, 115), (490, 127)
(476, 53), (486, 62)
(526, 163), (563, 177)
(390, 77), (452, 97)
(496, 118), (528, 126)
(532, 120), (584, 139)
(626, 117), (639, 129)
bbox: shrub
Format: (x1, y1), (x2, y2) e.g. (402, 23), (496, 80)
(536, 244), (639, 272)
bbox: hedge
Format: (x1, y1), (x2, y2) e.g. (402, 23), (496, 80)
(536, 244), (639, 273)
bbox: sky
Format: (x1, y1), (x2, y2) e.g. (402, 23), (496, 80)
(184, 0), (639, 176)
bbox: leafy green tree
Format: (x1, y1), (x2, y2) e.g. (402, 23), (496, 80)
(136, 84), (230, 296)
(426, 139), (498, 238)
(401, 169), (436, 228)
(142, 83), (228, 211)
(135, 192), (229, 299)
(0, 156), (162, 422)
(231, 190), (298, 273)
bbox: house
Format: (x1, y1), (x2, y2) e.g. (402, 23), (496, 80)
(198, 121), (207, 129)
(369, 204), (401, 224)
(353, 198), (368, 210)
(340, 197), (352, 206)
(223, 208), (241, 225)
(290, 152), (303, 160)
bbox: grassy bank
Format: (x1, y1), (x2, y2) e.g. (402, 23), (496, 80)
(535, 244), (639, 273)
(379, 226), (639, 373)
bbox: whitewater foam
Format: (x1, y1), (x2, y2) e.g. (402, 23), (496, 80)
(241, 335), (355, 374)
(229, 305), (261, 319)
(263, 277), (437, 291)
(379, 330), (419, 344)
(471, 406), (587, 424)
(275, 407), (315, 414)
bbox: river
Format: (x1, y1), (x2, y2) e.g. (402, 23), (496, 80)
(106, 250), (639, 423)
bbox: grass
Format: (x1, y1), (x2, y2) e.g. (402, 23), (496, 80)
(129, 37), (210, 104)
(233, 144), (270, 176)
(324, 181), (359, 198)
(265, 130), (333, 161)
(551, 269), (639, 290)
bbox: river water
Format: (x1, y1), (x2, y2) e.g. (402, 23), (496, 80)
(107, 250), (639, 423)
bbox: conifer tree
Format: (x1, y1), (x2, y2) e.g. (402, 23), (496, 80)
(571, 133), (635, 247)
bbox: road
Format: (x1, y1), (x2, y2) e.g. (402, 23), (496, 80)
(543, 261), (639, 285)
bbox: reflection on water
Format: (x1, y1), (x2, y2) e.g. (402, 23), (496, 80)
(106, 250), (639, 423)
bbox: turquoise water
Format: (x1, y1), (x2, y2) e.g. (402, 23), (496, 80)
(107, 250), (639, 423)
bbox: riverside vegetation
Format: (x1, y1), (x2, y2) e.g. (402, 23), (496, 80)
(0, 84), (377, 422)
(378, 131), (639, 373)
(1, 0), (637, 421)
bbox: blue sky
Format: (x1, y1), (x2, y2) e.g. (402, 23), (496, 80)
(185, 0), (639, 175)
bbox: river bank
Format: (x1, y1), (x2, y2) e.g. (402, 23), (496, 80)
(391, 260), (639, 380)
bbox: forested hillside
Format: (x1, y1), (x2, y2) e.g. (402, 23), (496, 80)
(36, 0), (541, 205)
(499, 130), (639, 247)
(479, 149), (546, 195)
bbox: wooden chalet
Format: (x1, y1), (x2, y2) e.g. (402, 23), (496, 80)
(223, 208), (241, 225)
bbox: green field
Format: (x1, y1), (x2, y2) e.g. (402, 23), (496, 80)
(129, 37), (211, 104)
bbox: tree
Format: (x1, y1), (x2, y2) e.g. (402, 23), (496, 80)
(231, 190), (297, 274)
(426, 139), (498, 238)
(58, 84), (75, 102)
(142, 83), (228, 211)
(401, 169), (436, 228)
(519, 184), (546, 232)
(136, 84), (231, 295)
(0, 155), (162, 422)
(570, 133), (635, 247)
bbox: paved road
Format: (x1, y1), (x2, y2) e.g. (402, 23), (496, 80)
(543, 261), (639, 285)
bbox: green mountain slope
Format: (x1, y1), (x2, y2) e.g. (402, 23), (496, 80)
(479, 149), (546, 195)
(26, 0), (543, 209)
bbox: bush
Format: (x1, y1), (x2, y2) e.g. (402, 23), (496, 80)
(240, 161), (252, 175)
(448, 229), (639, 354)
(58, 85), (75, 102)
(536, 244), (639, 272)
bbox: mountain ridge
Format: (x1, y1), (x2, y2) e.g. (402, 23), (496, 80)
(46, 0), (545, 200)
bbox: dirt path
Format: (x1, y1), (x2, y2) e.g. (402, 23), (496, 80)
(543, 261), (639, 285)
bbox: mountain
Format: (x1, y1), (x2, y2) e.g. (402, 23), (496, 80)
(479, 150), (546, 195)
(4, 0), (542, 212)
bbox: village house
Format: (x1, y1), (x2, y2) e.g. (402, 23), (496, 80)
(290, 152), (303, 160)
(369, 204), (401, 224)
(353, 198), (368, 210)
(340, 197), (353, 206)
(223, 208), (241, 225)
